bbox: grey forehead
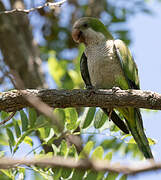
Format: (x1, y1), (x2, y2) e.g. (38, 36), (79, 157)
(73, 18), (89, 28)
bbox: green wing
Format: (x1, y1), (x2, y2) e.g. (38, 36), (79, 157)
(114, 40), (153, 159)
(114, 39), (140, 90)
(80, 52), (129, 134)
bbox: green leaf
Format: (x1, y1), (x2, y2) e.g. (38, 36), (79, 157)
(13, 129), (34, 153)
(0, 151), (5, 158)
(1, 111), (9, 120)
(20, 110), (28, 131)
(105, 172), (119, 180)
(68, 144), (77, 158)
(32, 165), (51, 179)
(101, 138), (118, 150)
(120, 174), (127, 180)
(61, 72), (74, 89)
(8, 140), (13, 153)
(59, 140), (68, 156)
(24, 136), (33, 147)
(127, 138), (136, 144)
(52, 144), (59, 155)
(68, 69), (82, 88)
(85, 171), (98, 180)
(80, 107), (96, 129)
(79, 141), (94, 159)
(13, 119), (21, 138)
(0, 137), (8, 146)
(61, 168), (73, 179)
(38, 127), (50, 139)
(97, 172), (105, 180)
(148, 138), (156, 145)
(44, 129), (55, 144)
(94, 109), (107, 129)
(6, 128), (15, 146)
(35, 115), (49, 128)
(52, 167), (62, 179)
(91, 146), (104, 160)
(104, 151), (113, 161)
(127, 137), (156, 145)
(54, 108), (65, 124)
(65, 108), (78, 130)
(48, 51), (66, 87)
(110, 123), (120, 132)
(85, 171), (105, 180)
(72, 169), (86, 180)
(0, 169), (14, 179)
(29, 108), (37, 127)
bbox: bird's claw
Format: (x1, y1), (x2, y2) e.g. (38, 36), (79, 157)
(112, 86), (121, 93)
(86, 85), (94, 90)
(86, 85), (96, 97)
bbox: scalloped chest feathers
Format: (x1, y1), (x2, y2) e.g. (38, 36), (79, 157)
(85, 40), (124, 89)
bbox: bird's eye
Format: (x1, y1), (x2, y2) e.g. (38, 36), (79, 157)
(83, 23), (88, 28)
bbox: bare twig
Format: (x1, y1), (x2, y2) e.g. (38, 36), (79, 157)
(0, 0), (67, 14)
(0, 89), (161, 112)
(0, 156), (159, 175)
(0, 111), (16, 126)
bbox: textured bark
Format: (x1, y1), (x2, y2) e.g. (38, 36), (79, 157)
(0, 1), (46, 89)
(0, 89), (161, 112)
(0, 0), (48, 152)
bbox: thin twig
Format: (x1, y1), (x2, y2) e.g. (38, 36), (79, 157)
(0, 156), (159, 175)
(0, 111), (16, 126)
(0, 0), (67, 14)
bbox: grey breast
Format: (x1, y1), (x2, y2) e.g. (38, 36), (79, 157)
(85, 40), (124, 89)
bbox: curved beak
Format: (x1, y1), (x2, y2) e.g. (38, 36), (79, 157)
(72, 28), (85, 43)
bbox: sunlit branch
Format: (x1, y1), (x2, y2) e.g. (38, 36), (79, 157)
(0, 0), (67, 14)
(0, 156), (159, 175)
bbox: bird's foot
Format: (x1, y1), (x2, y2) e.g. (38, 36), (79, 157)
(86, 85), (97, 97)
(86, 85), (94, 90)
(112, 86), (121, 93)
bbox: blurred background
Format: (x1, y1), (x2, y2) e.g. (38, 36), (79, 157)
(0, 0), (161, 179)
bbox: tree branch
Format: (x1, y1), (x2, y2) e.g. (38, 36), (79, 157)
(0, 0), (67, 14)
(0, 156), (159, 175)
(0, 1), (47, 89)
(0, 89), (161, 112)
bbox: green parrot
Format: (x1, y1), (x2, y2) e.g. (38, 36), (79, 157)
(72, 17), (153, 159)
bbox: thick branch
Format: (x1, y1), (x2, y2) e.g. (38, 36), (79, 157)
(0, 89), (161, 112)
(0, 156), (159, 175)
(0, 1), (47, 89)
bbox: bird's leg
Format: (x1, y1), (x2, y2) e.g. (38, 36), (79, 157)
(109, 86), (121, 119)
(109, 87), (121, 120)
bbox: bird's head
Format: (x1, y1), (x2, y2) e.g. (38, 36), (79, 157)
(72, 17), (113, 46)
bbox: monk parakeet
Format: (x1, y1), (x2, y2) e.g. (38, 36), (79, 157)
(72, 17), (153, 159)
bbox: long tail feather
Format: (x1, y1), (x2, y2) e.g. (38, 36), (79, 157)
(126, 109), (153, 159)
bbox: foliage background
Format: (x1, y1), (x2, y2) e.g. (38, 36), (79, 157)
(0, 0), (161, 179)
